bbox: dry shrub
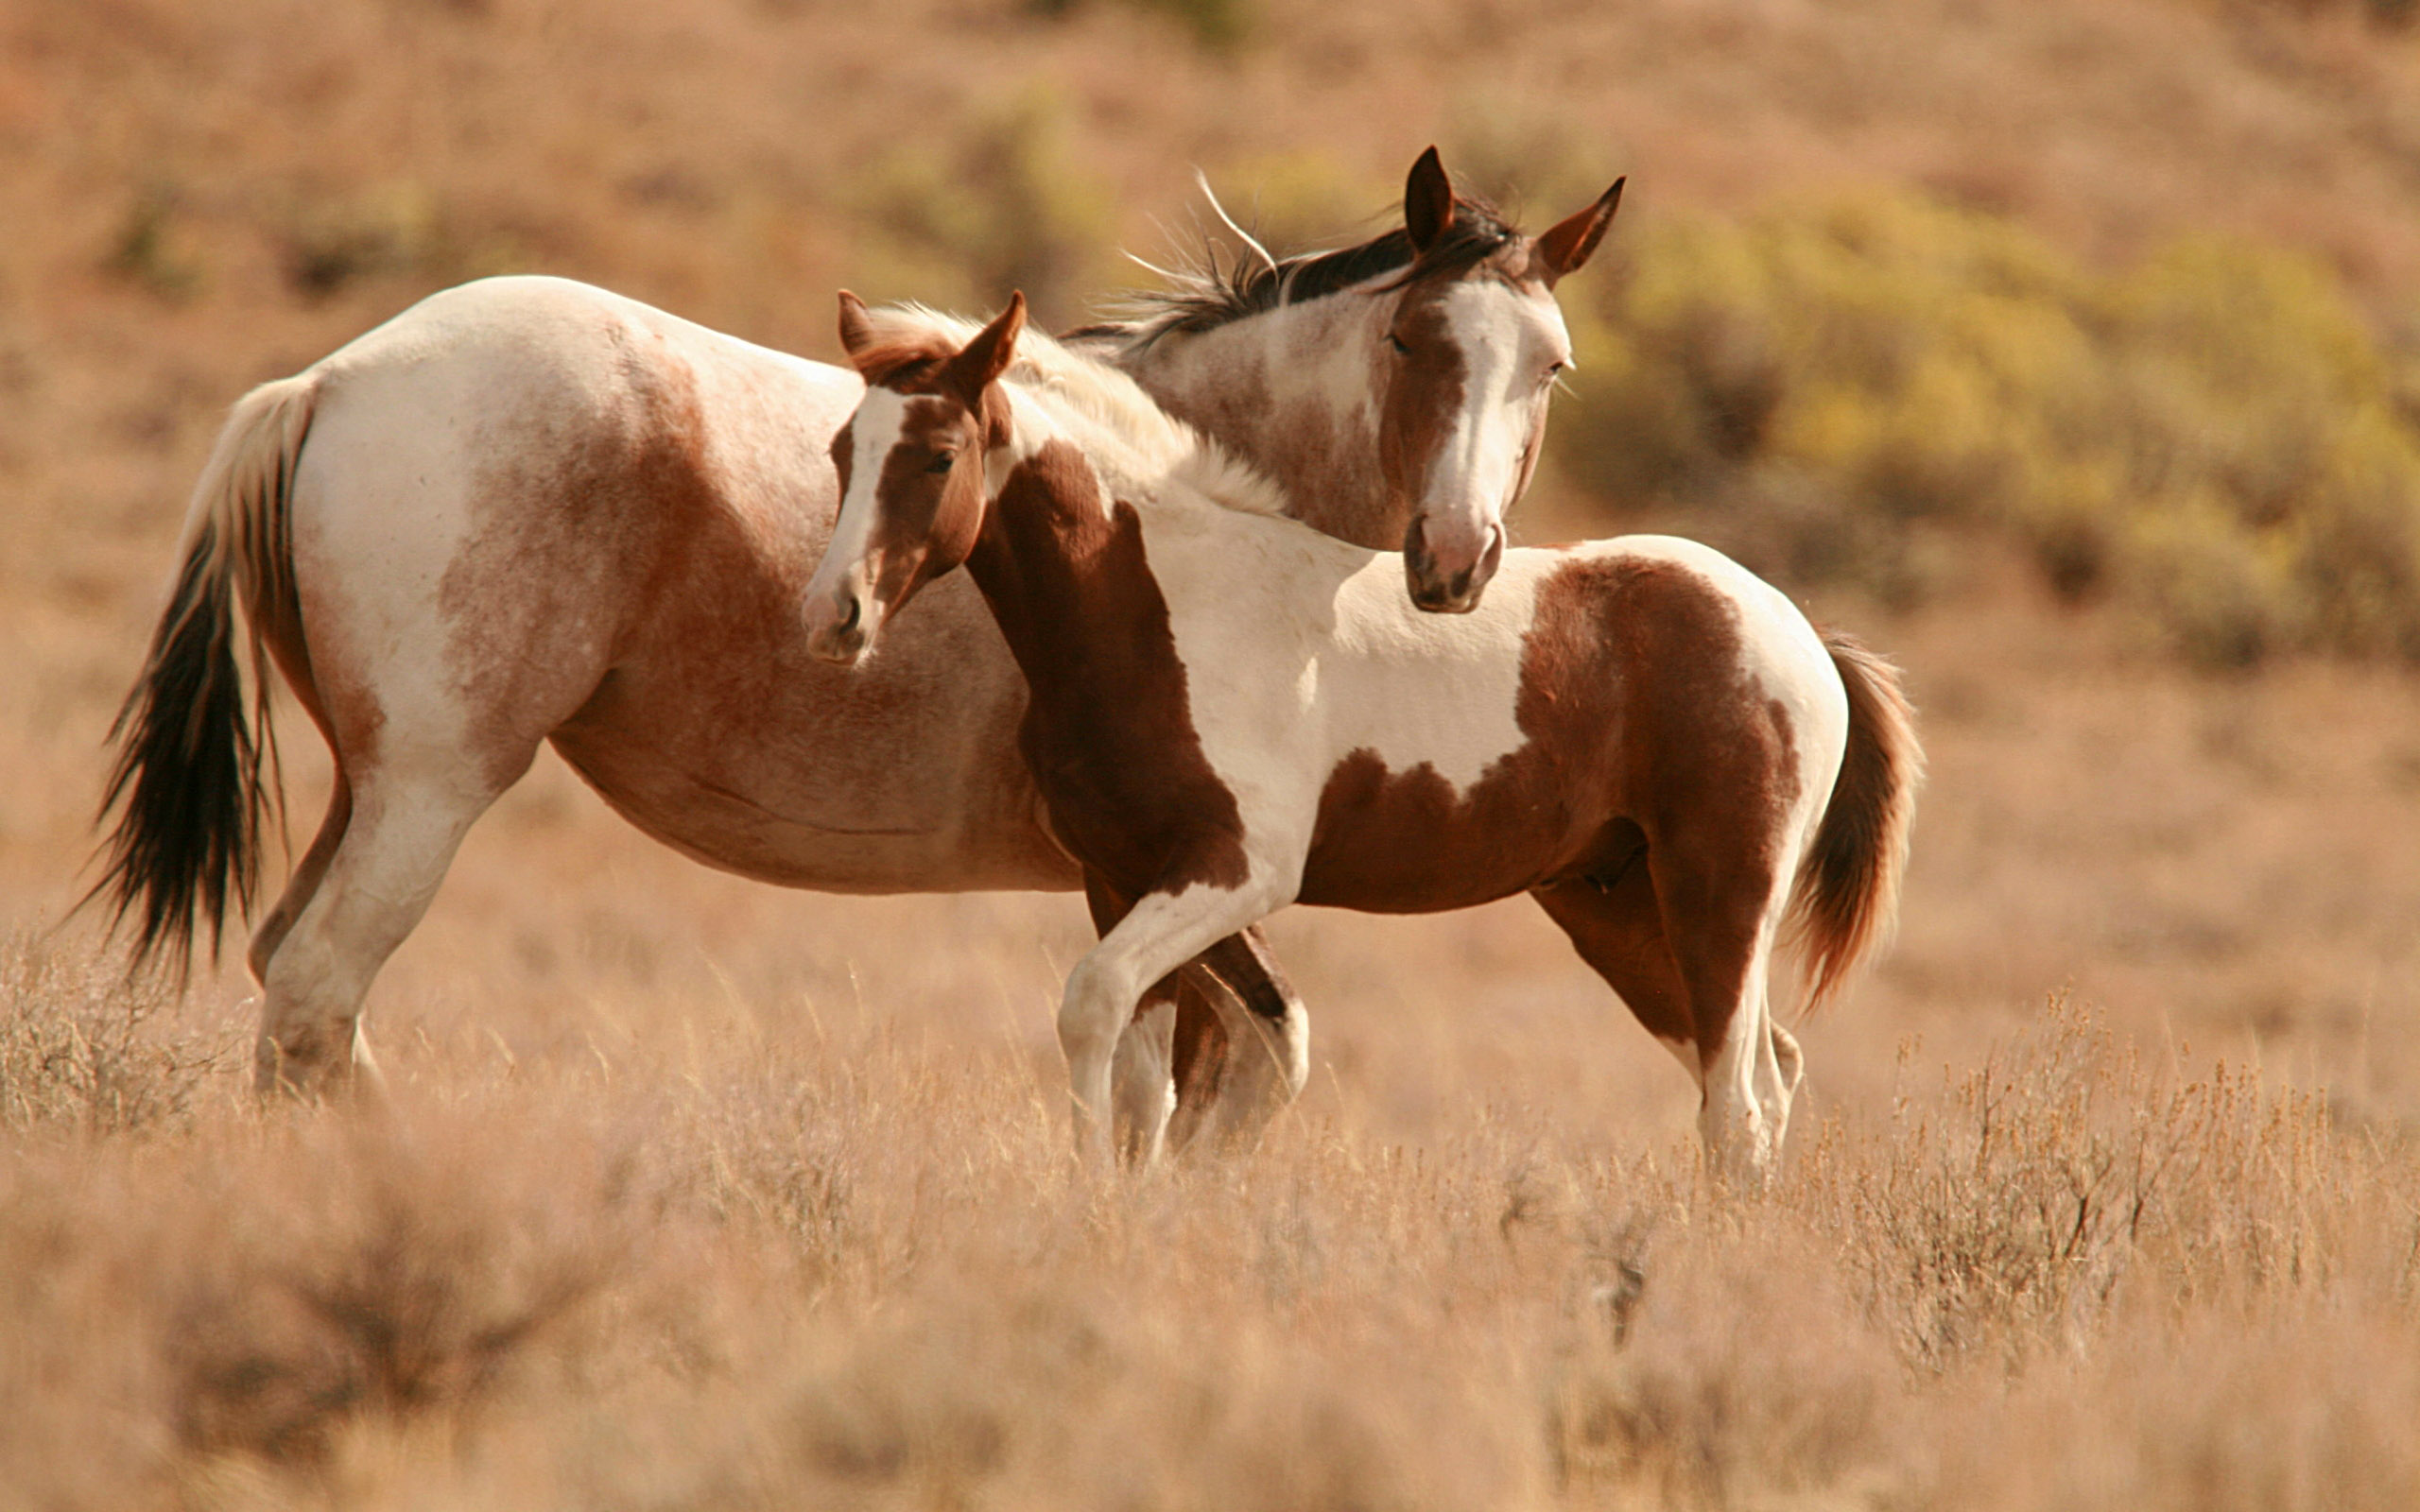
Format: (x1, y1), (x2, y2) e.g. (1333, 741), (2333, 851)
(1542, 1218), (1905, 1507)
(163, 1113), (626, 1469)
(727, 1287), (1441, 1512)
(1927, 1293), (2420, 1510)
(0, 1099), (639, 1512)
(1559, 191), (2420, 664)
(1796, 1000), (2392, 1374)
(2, 948), (2413, 1509)
(0, 932), (231, 1136)
(1029, 0), (1257, 53)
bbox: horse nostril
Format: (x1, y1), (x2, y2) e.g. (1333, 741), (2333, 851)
(809, 591), (870, 662)
(1479, 521), (1506, 577)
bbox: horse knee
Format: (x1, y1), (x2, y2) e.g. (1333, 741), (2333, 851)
(1059, 957), (1133, 1050)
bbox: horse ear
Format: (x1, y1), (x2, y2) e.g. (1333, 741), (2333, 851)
(1404, 146), (1455, 253)
(1534, 178), (1625, 284)
(838, 290), (878, 369)
(943, 292), (1026, 404)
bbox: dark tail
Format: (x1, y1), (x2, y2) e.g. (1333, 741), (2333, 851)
(1789, 630), (1923, 1013)
(88, 376), (318, 977)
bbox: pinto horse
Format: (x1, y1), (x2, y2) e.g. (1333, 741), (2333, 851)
(804, 297), (1921, 1177)
(90, 148), (1622, 1150)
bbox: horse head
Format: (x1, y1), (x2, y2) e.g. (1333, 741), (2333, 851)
(804, 292), (1026, 667)
(1381, 147), (1622, 612)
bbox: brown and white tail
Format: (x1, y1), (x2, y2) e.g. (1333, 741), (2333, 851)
(1788, 630), (1923, 1012)
(88, 375), (320, 976)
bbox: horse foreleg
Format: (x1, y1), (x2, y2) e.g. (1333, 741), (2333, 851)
(1060, 883), (1288, 1168)
(1108, 995), (1178, 1164)
(1171, 925), (1308, 1153)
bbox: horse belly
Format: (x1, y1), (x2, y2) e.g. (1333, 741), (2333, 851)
(551, 570), (1077, 895)
(1294, 747), (1593, 913)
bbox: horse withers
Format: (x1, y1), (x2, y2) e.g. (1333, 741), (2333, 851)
(804, 296), (1921, 1179)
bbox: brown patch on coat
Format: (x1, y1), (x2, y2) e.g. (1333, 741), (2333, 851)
(1300, 555), (1803, 1058)
(965, 439), (1250, 899)
(440, 335), (719, 792)
(1374, 283), (1471, 528)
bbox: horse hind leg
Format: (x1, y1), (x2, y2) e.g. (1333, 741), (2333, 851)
(248, 772), (353, 986)
(251, 747), (532, 1099)
(1535, 844), (1800, 1183)
(1533, 852), (1701, 1080)
(1653, 846), (1799, 1184)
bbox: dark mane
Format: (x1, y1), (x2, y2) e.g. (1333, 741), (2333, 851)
(1068, 198), (1521, 351)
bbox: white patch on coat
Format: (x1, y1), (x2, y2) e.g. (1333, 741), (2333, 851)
(804, 387), (908, 610)
(1414, 282), (1571, 555)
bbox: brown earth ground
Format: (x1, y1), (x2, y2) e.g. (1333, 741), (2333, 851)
(5, 0), (2420, 1505)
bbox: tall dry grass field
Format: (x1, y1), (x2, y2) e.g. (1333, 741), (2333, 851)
(7, 0), (2420, 1504)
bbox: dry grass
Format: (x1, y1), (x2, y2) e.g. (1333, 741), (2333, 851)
(10, 0), (2420, 1505)
(0, 966), (2413, 1510)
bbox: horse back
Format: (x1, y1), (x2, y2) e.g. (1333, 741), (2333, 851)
(1293, 538), (1841, 913)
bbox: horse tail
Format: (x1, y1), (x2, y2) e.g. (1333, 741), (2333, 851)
(1788, 629), (1923, 1014)
(88, 373), (320, 977)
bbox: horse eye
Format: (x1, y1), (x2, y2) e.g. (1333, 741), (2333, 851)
(925, 450), (958, 475)
(1388, 332), (1411, 356)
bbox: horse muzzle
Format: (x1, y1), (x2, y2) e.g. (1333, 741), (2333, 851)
(804, 587), (872, 667)
(1403, 515), (1506, 614)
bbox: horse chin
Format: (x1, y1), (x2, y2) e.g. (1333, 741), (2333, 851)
(805, 629), (871, 668)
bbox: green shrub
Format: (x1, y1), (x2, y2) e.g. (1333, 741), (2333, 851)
(845, 84), (1114, 323)
(106, 183), (203, 301)
(1558, 190), (2420, 664)
(1027, 0), (1254, 54)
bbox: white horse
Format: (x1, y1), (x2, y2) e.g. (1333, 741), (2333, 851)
(92, 149), (1624, 1154)
(804, 296), (1921, 1178)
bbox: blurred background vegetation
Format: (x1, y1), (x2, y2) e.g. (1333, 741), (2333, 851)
(16, 0), (2420, 676)
(1554, 195), (2420, 667)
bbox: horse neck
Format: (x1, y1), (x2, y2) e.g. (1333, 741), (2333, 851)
(964, 435), (1183, 730)
(1112, 296), (1403, 551)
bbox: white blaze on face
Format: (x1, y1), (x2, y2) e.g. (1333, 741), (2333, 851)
(1418, 282), (1571, 558)
(806, 387), (912, 610)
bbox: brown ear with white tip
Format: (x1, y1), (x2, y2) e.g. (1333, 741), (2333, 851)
(1534, 178), (1625, 284)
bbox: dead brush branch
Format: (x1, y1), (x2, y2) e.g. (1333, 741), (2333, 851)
(164, 1112), (627, 1468)
(0, 933), (232, 1136)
